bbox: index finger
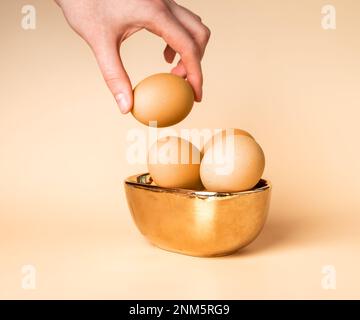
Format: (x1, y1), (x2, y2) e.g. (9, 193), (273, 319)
(145, 11), (203, 101)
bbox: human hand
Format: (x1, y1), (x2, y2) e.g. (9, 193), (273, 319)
(55, 0), (210, 113)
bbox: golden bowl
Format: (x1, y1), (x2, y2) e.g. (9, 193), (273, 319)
(124, 173), (271, 257)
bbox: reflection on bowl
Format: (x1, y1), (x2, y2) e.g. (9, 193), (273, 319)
(124, 173), (271, 257)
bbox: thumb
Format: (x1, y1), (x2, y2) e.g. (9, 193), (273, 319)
(92, 39), (133, 114)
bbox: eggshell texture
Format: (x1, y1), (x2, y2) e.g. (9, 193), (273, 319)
(148, 136), (202, 189)
(202, 128), (254, 155)
(132, 73), (194, 127)
(200, 135), (265, 192)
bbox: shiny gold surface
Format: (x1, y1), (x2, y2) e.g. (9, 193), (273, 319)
(124, 173), (271, 257)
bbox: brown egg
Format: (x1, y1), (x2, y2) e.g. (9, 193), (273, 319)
(200, 135), (265, 192)
(148, 136), (202, 189)
(201, 128), (254, 155)
(132, 73), (194, 127)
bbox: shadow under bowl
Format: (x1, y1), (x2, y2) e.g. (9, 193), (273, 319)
(124, 173), (271, 257)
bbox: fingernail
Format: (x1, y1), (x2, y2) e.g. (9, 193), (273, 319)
(115, 93), (130, 114)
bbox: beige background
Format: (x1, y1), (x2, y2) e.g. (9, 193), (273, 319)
(1, 0), (360, 299)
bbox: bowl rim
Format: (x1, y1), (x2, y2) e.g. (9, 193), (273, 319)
(125, 173), (271, 197)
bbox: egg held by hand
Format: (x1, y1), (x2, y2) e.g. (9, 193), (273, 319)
(132, 73), (194, 127)
(147, 136), (203, 189)
(200, 135), (265, 192)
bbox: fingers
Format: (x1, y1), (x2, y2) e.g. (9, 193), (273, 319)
(169, 4), (211, 59)
(171, 60), (187, 78)
(91, 38), (133, 114)
(167, 4), (210, 86)
(163, 44), (187, 77)
(146, 8), (203, 101)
